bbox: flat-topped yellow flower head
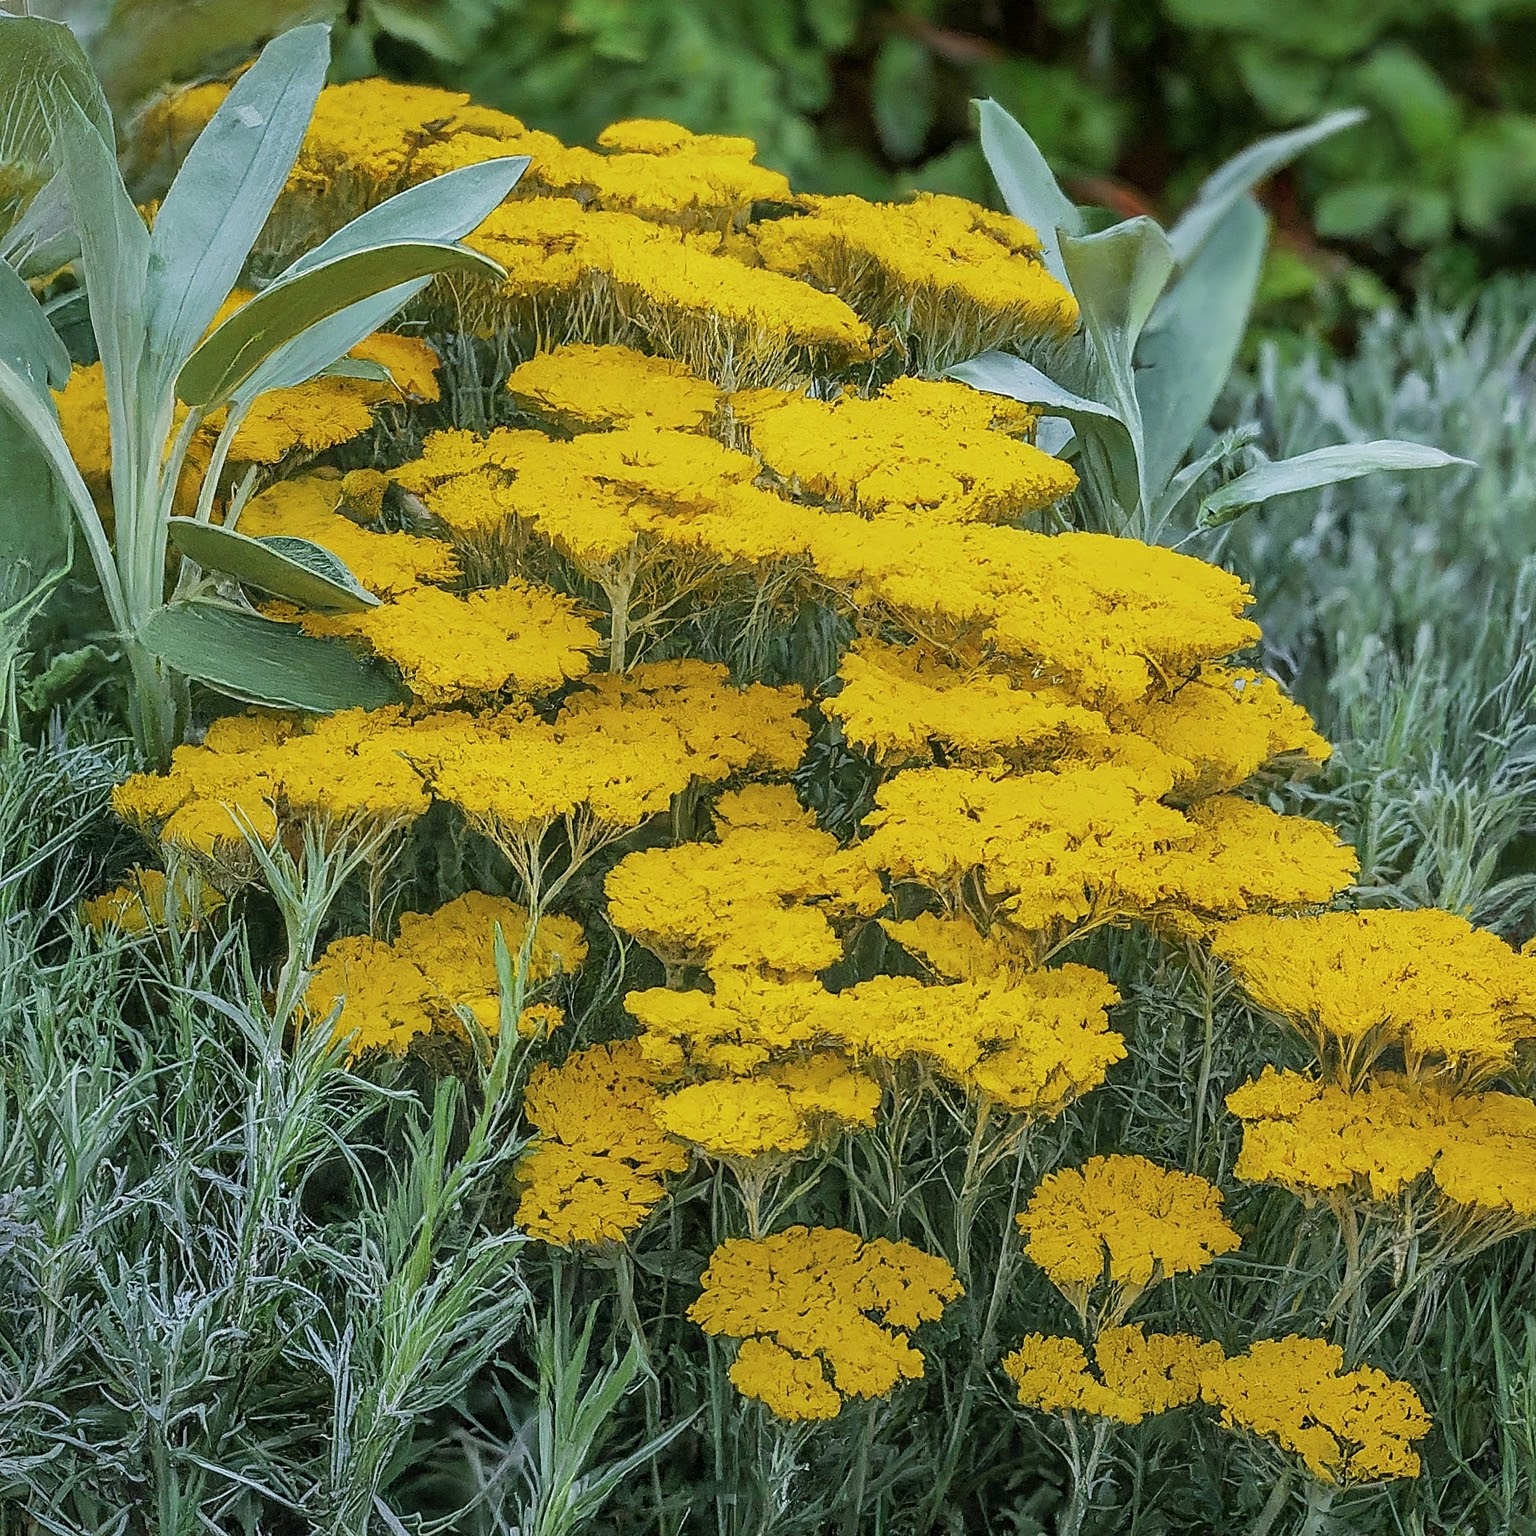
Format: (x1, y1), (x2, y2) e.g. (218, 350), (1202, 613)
(515, 1040), (688, 1246)
(1202, 1336), (1430, 1483)
(1018, 1155), (1240, 1322)
(1215, 908), (1536, 1087)
(690, 1225), (961, 1419)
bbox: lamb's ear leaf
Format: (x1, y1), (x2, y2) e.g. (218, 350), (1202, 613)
(139, 600), (404, 712)
(48, 95), (151, 523)
(0, 170), (78, 278)
(146, 23), (330, 386)
(175, 240), (503, 408)
(1168, 108), (1366, 268)
(282, 155), (530, 274)
(0, 248), (71, 392)
(1059, 217), (1176, 515)
(974, 98), (1080, 287)
(0, 14), (112, 173)
(228, 278), (430, 403)
(206, 156), (528, 407)
(1137, 194), (1268, 501)
(1197, 441), (1473, 527)
(167, 518), (379, 613)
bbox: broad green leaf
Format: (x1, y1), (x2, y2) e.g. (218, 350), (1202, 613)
(1197, 441), (1473, 528)
(139, 601), (404, 712)
(0, 253), (71, 394)
(147, 23), (330, 388)
(176, 241), (504, 408)
(48, 96), (150, 524)
(0, 14), (112, 179)
(286, 156), (530, 276)
(1137, 195), (1267, 500)
(975, 98), (1081, 287)
(1060, 217), (1175, 513)
(1168, 108), (1365, 267)
(167, 518), (380, 613)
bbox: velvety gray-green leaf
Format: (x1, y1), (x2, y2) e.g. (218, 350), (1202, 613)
(139, 601), (404, 712)
(0, 408), (72, 609)
(0, 352), (124, 626)
(283, 155), (530, 277)
(1060, 218), (1174, 513)
(147, 23), (330, 387)
(0, 15), (112, 179)
(1061, 218), (1174, 361)
(167, 517), (379, 613)
(1136, 195), (1267, 500)
(0, 169), (78, 278)
(48, 96), (149, 517)
(175, 241), (503, 408)
(0, 252), (71, 395)
(1197, 440), (1473, 527)
(230, 277), (432, 402)
(1168, 108), (1365, 267)
(948, 349), (1121, 425)
(975, 97), (1081, 287)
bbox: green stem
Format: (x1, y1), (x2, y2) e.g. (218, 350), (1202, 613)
(1247, 1467), (1296, 1536)
(1187, 947), (1218, 1169)
(1060, 1418), (1113, 1536)
(1294, 1481), (1335, 1536)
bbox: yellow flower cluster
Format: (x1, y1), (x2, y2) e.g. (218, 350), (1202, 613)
(302, 579), (599, 703)
(733, 378), (1075, 524)
(752, 191), (1079, 369)
(1004, 1326), (1224, 1425)
(138, 78), (1081, 385)
(653, 1055), (881, 1160)
(689, 1225), (961, 1419)
(515, 1040), (688, 1246)
(79, 866), (224, 935)
(1017, 1155), (1240, 1318)
(624, 962), (1124, 1116)
(1214, 909), (1536, 1088)
(827, 639), (1109, 768)
(508, 343), (722, 432)
(111, 708), (435, 855)
(1226, 1067), (1536, 1238)
(859, 763), (1356, 949)
(305, 891), (586, 1056)
(605, 784), (884, 976)
(1201, 1336), (1430, 1483)
(385, 369), (1279, 723)
(1111, 665), (1332, 801)
(423, 661), (808, 858)
(238, 475), (461, 599)
(465, 197), (872, 385)
(117, 666), (803, 911)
